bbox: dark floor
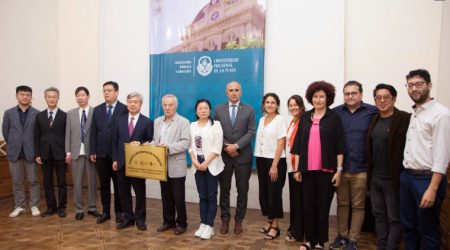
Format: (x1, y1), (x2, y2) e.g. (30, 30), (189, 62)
(0, 189), (378, 250)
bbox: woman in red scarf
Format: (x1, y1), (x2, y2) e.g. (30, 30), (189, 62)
(285, 95), (306, 242)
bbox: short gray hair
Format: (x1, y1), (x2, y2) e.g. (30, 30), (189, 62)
(162, 94), (178, 106)
(127, 92), (144, 103)
(44, 87), (60, 95)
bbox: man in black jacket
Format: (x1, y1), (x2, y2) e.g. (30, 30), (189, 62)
(367, 84), (410, 250)
(34, 87), (67, 218)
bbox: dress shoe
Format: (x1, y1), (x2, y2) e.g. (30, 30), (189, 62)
(116, 220), (135, 229)
(234, 222), (243, 234)
(58, 209), (66, 218)
(75, 212), (84, 220)
(220, 221), (229, 234)
(156, 223), (176, 232)
(41, 209), (57, 217)
(87, 210), (101, 217)
(174, 226), (187, 235)
(96, 213), (111, 224)
(136, 221), (147, 231)
(115, 213), (124, 224)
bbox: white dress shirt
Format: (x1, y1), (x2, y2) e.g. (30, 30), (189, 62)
(403, 100), (450, 174)
(254, 114), (287, 158)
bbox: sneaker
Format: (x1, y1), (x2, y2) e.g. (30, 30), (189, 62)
(9, 207), (25, 217)
(200, 225), (214, 240)
(345, 240), (358, 250)
(31, 206), (40, 216)
(194, 223), (206, 237)
(330, 235), (348, 249)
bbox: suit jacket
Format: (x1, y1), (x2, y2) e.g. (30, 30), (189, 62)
(112, 113), (154, 170)
(2, 106), (39, 162)
(151, 113), (191, 178)
(367, 108), (411, 192)
(213, 102), (256, 165)
(65, 107), (94, 160)
(90, 101), (128, 158)
(34, 108), (67, 161)
(189, 120), (224, 176)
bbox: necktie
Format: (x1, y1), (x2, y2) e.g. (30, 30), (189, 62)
(81, 110), (87, 143)
(231, 104), (237, 126)
(107, 105), (113, 122)
(128, 117), (135, 136)
(48, 111), (54, 127)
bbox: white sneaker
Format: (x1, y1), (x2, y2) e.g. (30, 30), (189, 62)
(194, 223), (206, 237)
(200, 225), (214, 240)
(9, 207), (25, 217)
(31, 206), (40, 216)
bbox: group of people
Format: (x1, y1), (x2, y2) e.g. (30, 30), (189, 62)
(2, 68), (449, 250)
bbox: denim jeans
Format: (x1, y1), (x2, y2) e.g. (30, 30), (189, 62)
(195, 168), (219, 227)
(399, 171), (447, 250)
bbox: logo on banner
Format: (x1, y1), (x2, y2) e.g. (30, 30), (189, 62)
(197, 56), (213, 76)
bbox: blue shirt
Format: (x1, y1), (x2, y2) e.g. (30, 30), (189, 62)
(334, 102), (377, 172)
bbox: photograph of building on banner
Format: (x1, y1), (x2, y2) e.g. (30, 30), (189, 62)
(150, 0), (266, 123)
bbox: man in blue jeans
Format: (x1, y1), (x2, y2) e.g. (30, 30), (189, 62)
(401, 69), (450, 250)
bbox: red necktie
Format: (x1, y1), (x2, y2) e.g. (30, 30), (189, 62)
(128, 117), (135, 136)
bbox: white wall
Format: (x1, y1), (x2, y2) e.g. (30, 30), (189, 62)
(345, 0), (443, 111)
(0, 0), (60, 115)
(438, 1), (450, 108)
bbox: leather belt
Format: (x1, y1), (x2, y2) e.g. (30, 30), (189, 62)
(405, 169), (433, 176)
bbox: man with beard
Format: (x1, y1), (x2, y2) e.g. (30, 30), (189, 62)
(401, 69), (450, 250)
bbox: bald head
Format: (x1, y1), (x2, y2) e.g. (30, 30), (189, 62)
(226, 81), (242, 104)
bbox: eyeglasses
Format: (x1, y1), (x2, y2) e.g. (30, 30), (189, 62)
(374, 95), (392, 101)
(405, 81), (427, 89)
(344, 91), (359, 97)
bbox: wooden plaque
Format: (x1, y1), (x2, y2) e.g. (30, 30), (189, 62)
(125, 144), (168, 181)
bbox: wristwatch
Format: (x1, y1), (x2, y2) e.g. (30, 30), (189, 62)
(337, 166), (343, 172)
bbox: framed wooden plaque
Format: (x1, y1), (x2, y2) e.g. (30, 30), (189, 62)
(125, 144), (168, 181)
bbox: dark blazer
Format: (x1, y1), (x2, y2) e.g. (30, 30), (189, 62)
(2, 106), (39, 162)
(34, 109), (67, 161)
(366, 108), (411, 192)
(90, 101), (128, 158)
(112, 113), (154, 170)
(213, 102), (256, 165)
(291, 108), (346, 173)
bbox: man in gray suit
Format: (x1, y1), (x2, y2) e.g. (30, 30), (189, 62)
(214, 81), (256, 234)
(2, 85), (40, 217)
(65, 87), (100, 220)
(152, 94), (191, 235)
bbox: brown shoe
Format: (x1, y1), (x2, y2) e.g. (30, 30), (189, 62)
(220, 221), (229, 234)
(234, 222), (243, 234)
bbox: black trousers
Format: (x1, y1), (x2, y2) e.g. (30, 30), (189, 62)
(160, 176), (187, 227)
(256, 157), (287, 219)
(219, 161), (252, 223)
(288, 172), (304, 241)
(302, 171), (334, 245)
(42, 157), (67, 210)
(96, 157), (121, 215)
(117, 168), (146, 223)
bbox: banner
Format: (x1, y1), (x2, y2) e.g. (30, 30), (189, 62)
(150, 0), (266, 122)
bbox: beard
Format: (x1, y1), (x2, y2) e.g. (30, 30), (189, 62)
(410, 88), (430, 105)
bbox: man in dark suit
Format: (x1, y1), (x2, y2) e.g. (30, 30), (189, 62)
(2, 85), (40, 217)
(213, 81), (256, 234)
(112, 92), (153, 230)
(90, 81), (128, 224)
(34, 87), (67, 218)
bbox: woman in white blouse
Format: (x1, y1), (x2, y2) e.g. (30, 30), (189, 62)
(254, 93), (287, 240)
(189, 99), (224, 240)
